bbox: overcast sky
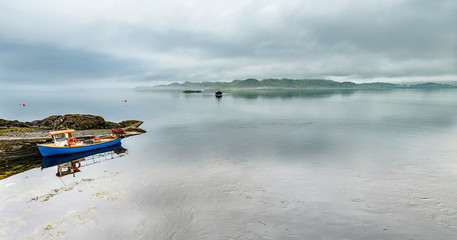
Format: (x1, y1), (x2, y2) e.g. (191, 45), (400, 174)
(0, 0), (456, 88)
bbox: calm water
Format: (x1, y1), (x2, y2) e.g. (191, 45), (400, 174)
(1, 89), (457, 239)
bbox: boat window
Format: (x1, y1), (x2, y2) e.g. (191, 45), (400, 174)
(54, 134), (66, 142)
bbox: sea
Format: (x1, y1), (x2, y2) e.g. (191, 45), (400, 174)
(0, 88), (456, 239)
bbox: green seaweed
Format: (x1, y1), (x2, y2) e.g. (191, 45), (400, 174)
(43, 224), (54, 231)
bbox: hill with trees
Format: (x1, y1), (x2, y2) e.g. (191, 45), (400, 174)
(136, 78), (456, 91)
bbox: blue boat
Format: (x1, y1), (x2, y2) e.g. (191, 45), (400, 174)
(41, 142), (125, 168)
(37, 129), (122, 156)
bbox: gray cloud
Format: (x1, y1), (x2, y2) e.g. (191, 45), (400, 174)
(0, 0), (456, 87)
(0, 41), (144, 83)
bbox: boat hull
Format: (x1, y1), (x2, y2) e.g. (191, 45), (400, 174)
(38, 137), (121, 156)
(41, 142), (124, 168)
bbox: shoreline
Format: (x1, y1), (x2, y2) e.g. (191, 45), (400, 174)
(0, 122), (146, 159)
(0, 120), (145, 140)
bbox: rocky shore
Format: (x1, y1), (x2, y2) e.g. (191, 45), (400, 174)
(0, 114), (141, 131)
(0, 114), (146, 179)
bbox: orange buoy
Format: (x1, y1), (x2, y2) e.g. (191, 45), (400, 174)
(68, 137), (77, 146)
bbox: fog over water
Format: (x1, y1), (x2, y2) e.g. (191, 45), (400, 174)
(1, 89), (457, 239)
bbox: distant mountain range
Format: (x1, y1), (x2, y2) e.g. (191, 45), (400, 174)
(137, 78), (457, 91)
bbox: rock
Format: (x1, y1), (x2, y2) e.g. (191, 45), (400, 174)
(183, 90), (202, 93)
(118, 120), (143, 128)
(125, 127), (147, 133)
(35, 114), (113, 130)
(1, 114), (131, 130)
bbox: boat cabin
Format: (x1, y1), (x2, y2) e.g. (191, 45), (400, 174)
(48, 129), (77, 147)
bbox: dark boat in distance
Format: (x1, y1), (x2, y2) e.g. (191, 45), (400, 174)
(215, 90), (223, 98)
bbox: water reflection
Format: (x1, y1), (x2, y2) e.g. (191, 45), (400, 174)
(2, 89), (457, 239)
(41, 143), (128, 177)
(230, 89), (358, 99)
